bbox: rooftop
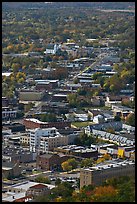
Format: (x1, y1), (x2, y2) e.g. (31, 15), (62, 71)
(82, 159), (135, 172)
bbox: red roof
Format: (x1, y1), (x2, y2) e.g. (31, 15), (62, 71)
(14, 195), (32, 202)
(30, 184), (48, 189)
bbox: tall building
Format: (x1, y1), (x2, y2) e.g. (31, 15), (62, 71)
(29, 127), (68, 152)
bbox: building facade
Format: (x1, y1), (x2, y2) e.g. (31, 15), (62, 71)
(80, 159), (135, 188)
(29, 127), (68, 152)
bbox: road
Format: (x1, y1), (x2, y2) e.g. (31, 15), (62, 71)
(72, 52), (106, 81)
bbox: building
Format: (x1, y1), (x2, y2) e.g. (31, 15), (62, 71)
(105, 95), (123, 107)
(2, 160), (22, 179)
(54, 145), (98, 160)
(29, 127), (68, 152)
(29, 127), (58, 152)
(2, 122), (26, 133)
(20, 133), (30, 146)
(80, 159), (135, 188)
(112, 105), (134, 119)
(44, 43), (60, 54)
(40, 135), (68, 152)
(26, 183), (50, 197)
(2, 145), (36, 163)
(36, 153), (60, 170)
(93, 114), (105, 124)
(35, 79), (59, 89)
(19, 89), (45, 101)
(2, 181), (55, 202)
(2, 107), (17, 120)
(2, 97), (9, 107)
(23, 118), (71, 130)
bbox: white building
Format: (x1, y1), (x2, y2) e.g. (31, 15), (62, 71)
(44, 44), (60, 54)
(29, 128), (67, 152)
(2, 107), (17, 120)
(93, 114), (105, 124)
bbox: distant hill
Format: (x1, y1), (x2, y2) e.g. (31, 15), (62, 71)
(2, 2), (135, 10)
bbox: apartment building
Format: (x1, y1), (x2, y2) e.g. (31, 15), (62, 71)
(29, 127), (68, 152)
(40, 135), (68, 152)
(2, 107), (17, 120)
(80, 159), (135, 188)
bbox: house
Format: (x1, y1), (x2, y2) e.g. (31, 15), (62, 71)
(105, 95), (123, 107)
(93, 114), (105, 124)
(91, 96), (104, 106)
(112, 105), (134, 119)
(88, 109), (102, 119)
(44, 43), (60, 54)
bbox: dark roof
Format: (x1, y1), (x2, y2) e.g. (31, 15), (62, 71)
(89, 109), (101, 116)
(46, 44), (55, 49)
(39, 153), (56, 159)
(2, 160), (17, 168)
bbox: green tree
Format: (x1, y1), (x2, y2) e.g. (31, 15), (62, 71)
(125, 113), (135, 126)
(80, 158), (94, 168)
(35, 175), (51, 184)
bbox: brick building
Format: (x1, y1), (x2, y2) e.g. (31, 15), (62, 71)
(23, 118), (71, 129)
(80, 159), (135, 188)
(36, 153), (61, 171)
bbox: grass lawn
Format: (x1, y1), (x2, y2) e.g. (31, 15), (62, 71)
(71, 121), (95, 128)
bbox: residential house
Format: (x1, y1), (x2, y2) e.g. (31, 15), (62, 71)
(105, 95), (123, 107)
(112, 105), (134, 119)
(93, 114), (105, 124)
(91, 96), (104, 106)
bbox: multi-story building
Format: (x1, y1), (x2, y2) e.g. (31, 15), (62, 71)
(2, 107), (17, 120)
(80, 159), (135, 188)
(29, 127), (68, 152)
(23, 118), (71, 129)
(40, 135), (68, 152)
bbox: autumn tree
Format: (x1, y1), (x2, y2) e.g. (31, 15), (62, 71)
(61, 158), (78, 172)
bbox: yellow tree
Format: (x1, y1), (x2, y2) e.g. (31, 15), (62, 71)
(61, 161), (72, 172)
